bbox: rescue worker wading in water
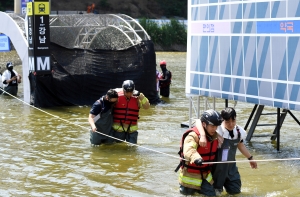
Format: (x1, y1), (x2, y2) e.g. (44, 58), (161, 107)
(196, 107), (257, 196)
(158, 60), (171, 97)
(112, 80), (150, 144)
(175, 109), (223, 196)
(88, 89), (119, 145)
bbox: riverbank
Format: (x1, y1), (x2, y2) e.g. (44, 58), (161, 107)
(154, 44), (186, 52)
(0, 50), (21, 72)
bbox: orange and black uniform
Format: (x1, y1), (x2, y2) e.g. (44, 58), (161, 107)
(176, 126), (218, 196)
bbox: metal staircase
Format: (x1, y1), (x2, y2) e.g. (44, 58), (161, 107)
(245, 104), (300, 151)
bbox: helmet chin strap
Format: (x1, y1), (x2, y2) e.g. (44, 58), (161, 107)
(204, 127), (213, 142)
(123, 91), (131, 100)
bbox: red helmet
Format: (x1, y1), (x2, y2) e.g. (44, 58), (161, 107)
(160, 60), (167, 66)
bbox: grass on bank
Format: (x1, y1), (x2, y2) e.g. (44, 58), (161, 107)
(139, 18), (187, 47)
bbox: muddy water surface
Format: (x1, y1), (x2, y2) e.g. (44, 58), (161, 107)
(0, 52), (300, 196)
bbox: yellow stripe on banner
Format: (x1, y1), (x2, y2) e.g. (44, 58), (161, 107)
(27, 2), (33, 16)
(34, 2), (50, 15)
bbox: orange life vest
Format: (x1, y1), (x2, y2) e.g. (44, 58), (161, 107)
(113, 93), (139, 125)
(175, 127), (218, 174)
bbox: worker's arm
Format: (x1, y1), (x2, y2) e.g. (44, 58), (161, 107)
(88, 100), (102, 132)
(238, 142), (257, 169)
(183, 132), (202, 164)
(17, 74), (22, 83)
(138, 93), (150, 109)
(195, 119), (207, 147)
(88, 114), (97, 132)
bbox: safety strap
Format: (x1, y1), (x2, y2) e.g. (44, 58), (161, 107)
(120, 120), (132, 133)
(236, 126), (241, 139)
(96, 97), (105, 118)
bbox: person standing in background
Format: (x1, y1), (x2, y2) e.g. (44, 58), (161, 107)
(159, 60), (172, 97)
(156, 65), (161, 97)
(2, 62), (21, 96)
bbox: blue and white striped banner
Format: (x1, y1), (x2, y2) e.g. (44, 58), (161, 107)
(186, 0), (300, 110)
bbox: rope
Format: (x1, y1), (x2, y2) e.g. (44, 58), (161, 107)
(1, 89), (182, 160)
(2, 89), (300, 164)
(202, 158), (300, 165)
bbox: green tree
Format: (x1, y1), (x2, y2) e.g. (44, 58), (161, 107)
(156, 0), (187, 18)
(139, 18), (187, 47)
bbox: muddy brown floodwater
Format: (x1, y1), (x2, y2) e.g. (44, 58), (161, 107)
(0, 51), (300, 196)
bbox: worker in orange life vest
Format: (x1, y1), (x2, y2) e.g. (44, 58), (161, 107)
(112, 80), (150, 144)
(176, 109), (223, 196)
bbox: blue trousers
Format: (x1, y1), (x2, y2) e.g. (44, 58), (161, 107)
(113, 131), (138, 144)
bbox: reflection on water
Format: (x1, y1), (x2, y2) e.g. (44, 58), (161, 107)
(0, 52), (300, 196)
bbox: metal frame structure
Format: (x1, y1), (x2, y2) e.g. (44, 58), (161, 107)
(182, 96), (217, 128)
(244, 105), (300, 151)
(0, 12), (152, 105)
(6, 13), (26, 36)
(49, 14), (150, 49)
(184, 96), (239, 128)
(0, 12), (30, 103)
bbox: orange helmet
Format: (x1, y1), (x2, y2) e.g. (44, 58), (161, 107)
(160, 60), (167, 67)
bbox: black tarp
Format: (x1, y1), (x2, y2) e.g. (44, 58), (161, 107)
(29, 40), (159, 107)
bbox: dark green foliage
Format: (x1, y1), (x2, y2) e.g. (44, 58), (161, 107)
(139, 18), (161, 44)
(139, 18), (187, 47)
(0, 0), (14, 11)
(99, 0), (109, 9)
(169, 19), (187, 45)
(156, 0), (187, 18)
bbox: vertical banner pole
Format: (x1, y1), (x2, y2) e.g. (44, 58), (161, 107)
(32, 0), (51, 75)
